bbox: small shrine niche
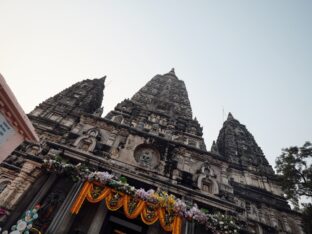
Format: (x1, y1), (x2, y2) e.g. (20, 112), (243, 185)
(112, 115), (123, 124)
(202, 180), (213, 194)
(133, 144), (160, 169)
(197, 163), (219, 195)
(73, 128), (101, 152)
(0, 180), (10, 194)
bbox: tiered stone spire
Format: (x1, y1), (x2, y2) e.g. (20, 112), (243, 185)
(131, 69), (193, 119)
(30, 77), (105, 117)
(216, 113), (274, 175)
(29, 77), (105, 133)
(106, 69), (206, 150)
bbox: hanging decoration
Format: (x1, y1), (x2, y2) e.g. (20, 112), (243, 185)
(70, 180), (182, 234)
(43, 158), (240, 234)
(0, 205), (41, 234)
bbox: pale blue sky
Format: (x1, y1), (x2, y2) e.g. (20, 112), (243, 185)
(1, 0), (311, 169)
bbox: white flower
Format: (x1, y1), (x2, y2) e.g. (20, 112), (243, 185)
(16, 221), (27, 231)
(88, 171), (113, 184)
(173, 199), (187, 216)
(135, 188), (148, 199)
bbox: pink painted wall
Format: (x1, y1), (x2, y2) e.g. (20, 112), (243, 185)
(0, 126), (24, 161)
(0, 74), (39, 161)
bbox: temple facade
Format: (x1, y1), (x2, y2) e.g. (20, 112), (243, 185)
(0, 70), (303, 233)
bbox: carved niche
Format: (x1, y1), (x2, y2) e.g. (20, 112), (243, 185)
(112, 115), (123, 124)
(133, 144), (160, 169)
(0, 180), (10, 194)
(197, 162), (219, 195)
(73, 128), (101, 152)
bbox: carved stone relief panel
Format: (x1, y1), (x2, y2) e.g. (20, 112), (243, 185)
(73, 127), (101, 152)
(0, 161), (40, 210)
(134, 144), (160, 169)
(112, 115), (123, 124)
(4, 154), (25, 168)
(197, 162), (219, 195)
(0, 180), (10, 194)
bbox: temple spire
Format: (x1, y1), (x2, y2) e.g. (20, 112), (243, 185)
(99, 76), (106, 83)
(227, 112), (234, 120)
(130, 69), (192, 119)
(216, 113), (274, 175)
(163, 68), (177, 79)
(169, 68), (175, 75)
(29, 77), (105, 122)
(106, 70), (205, 149)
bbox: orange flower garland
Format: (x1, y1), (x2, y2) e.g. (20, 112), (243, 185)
(70, 181), (92, 214)
(86, 183), (111, 203)
(140, 203), (159, 225)
(70, 181), (182, 234)
(123, 195), (145, 219)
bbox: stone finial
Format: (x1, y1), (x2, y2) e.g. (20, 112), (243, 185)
(99, 75), (106, 83)
(227, 112), (234, 120)
(164, 68), (177, 78)
(93, 107), (104, 117)
(211, 140), (219, 154)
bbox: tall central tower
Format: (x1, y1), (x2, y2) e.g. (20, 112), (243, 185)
(106, 69), (206, 151)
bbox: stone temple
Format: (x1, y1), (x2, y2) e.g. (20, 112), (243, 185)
(0, 70), (303, 233)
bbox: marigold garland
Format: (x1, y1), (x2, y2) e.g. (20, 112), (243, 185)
(123, 195), (145, 219)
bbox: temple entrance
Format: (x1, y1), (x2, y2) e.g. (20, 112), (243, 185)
(102, 215), (144, 234)
(100, 210), (148, 234)
(69, 202), (149, 234)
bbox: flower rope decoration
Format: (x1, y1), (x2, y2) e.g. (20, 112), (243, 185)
(43, 158), (240, 234)
(0, 205), (41, 234)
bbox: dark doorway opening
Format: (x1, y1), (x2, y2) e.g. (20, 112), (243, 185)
(100, 210), (148, 234)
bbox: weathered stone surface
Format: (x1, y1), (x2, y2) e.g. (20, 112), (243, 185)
(216, 113), (274, 175)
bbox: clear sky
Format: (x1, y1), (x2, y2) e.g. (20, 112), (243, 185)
(1, 0), (311, 169)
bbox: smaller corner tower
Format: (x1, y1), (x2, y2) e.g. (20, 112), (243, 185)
(215, 112), (274, 175)
(28, 77), (106, 136)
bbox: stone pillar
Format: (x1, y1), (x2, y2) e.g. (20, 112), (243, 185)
(190, 221), (195, 234)
(46, 182), (83, 234)
(0, 161), (40, 209)
(184, 221), (194, 234)
(26, 174), (57, 209)
(2, 162), (45, 230)
(87, 201), (108, 234)
(256, 224), (263, 234)
(184, 220), (189, 234)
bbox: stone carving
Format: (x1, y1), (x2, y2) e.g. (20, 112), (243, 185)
(93, 107), (104, 117)
(0, 180), (10, 194)
(4, 155), (25, 168)
(197, 162), (219, 195)
(73, 128), (100, 152)
(0, 161), (38, 210)
(134, 145), (160, 169)
(112, 115), (123, 123)
(130, 70), (193, 119)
